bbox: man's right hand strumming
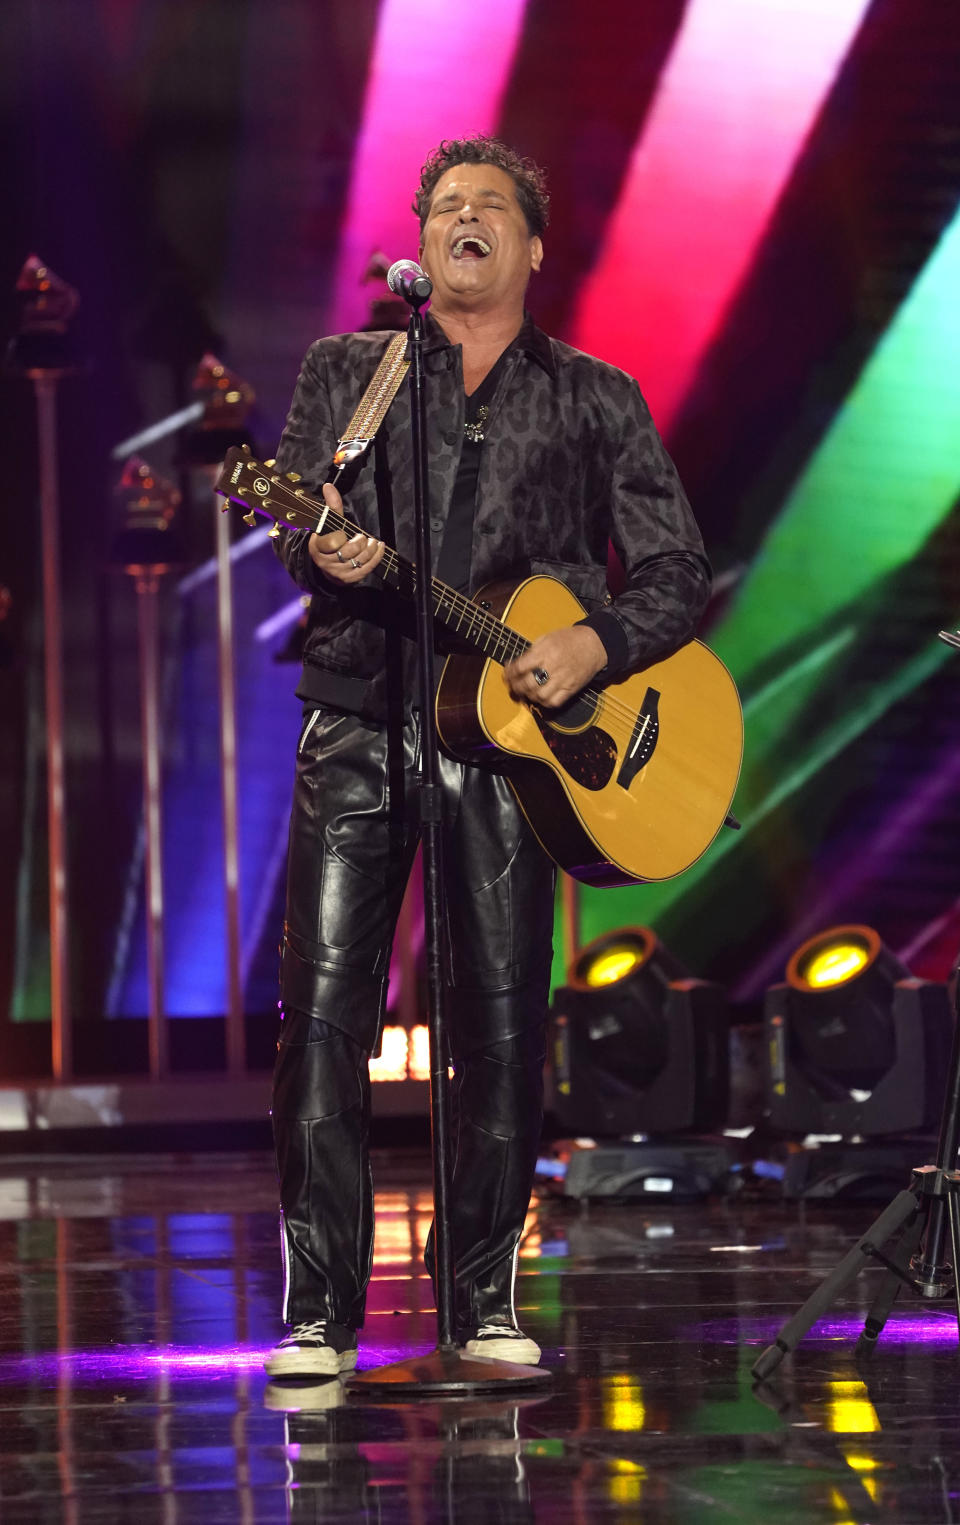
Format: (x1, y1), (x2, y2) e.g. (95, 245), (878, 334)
(308, 480), (385, 584)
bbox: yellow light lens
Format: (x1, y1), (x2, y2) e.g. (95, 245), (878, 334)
(803, 944), (870, 988)
(787, 925), (882, 991)
(583, 947), (645, 987)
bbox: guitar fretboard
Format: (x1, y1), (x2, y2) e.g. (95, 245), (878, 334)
(279, 479), (531, 667)
(219, 448), (536, 667)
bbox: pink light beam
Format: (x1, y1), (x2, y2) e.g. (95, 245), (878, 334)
(572, 0), (872, 430)
(331, 0), (529, 335)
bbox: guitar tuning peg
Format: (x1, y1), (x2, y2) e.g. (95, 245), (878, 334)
(242, 510), (258, 527)
(286, 471), (301, 482)
(268, 524), (281, 540)
(263, 458), (276, 468)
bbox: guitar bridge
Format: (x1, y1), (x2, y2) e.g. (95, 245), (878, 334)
(617, 688), (660, 791)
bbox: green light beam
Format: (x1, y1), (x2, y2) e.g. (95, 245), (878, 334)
(716, 203), (960, 687)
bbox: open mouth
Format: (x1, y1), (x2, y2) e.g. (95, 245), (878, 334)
(451, 236), (492, 260)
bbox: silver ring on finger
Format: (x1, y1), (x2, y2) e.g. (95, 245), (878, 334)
(351, 558), (360, 569)
(534, 667), (549, 687)
(336, 549), (345, 562)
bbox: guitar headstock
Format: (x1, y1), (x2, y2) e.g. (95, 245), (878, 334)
(214, 444), (326, 535)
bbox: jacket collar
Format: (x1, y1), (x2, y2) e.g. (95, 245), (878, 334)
(421, 310), (556, 379)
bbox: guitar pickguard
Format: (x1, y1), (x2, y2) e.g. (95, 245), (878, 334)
(532, 710), (617, 791)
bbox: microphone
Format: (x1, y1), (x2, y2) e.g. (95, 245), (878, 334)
(386, 259), (433, 305)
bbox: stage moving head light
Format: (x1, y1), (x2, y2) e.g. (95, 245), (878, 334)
(785, 925), (905, 1091)
(765, 924), (952, 1136)
(562, 927), (683, 1093)
(788, 925), (882, 989)
(549, 926), (729, 1137)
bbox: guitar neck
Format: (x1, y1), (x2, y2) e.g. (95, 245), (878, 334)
(332, 504), (528, 665)
(218, 446), (530, 667)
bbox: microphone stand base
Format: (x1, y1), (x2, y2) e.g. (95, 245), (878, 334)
(346, 1346), (552, 1398)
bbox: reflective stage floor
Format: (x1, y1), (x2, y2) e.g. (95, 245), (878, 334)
(0, 1149), (958, 1523)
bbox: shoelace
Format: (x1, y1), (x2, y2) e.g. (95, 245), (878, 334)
(284, 1319), (329, 1344)
(475, 1324), (522, 1338)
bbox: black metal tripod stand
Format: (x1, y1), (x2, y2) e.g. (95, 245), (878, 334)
(753, 741), (960, 1381)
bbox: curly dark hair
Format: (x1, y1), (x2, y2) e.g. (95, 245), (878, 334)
(413, 136), (550, 238)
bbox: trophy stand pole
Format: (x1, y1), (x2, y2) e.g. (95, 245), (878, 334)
(33, 371), (72, 1081)
(212, 484), (245, 1075)
(561, 876), (580, 969)
(133, 569), (169, 1078)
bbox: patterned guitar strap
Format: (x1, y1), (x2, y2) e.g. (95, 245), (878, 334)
(329, 331), (409, 484)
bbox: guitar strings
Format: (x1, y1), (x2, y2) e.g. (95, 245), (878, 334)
(285, 490), (644, 738)
(374, 540), (644, 737)
(260, 480), (645, 742)
(375, 541), (650, 741)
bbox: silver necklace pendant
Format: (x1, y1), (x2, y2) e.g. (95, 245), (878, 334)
(464, 404), (489, 444)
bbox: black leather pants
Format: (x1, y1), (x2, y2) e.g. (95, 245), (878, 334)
(272, 707), (556, 1331)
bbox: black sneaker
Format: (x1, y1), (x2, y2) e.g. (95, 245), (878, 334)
(264, 1320), (358, 1378)
(461, 1323), (541, 1365)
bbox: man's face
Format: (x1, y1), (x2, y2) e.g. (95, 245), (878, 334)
(419, 162), (542, 314)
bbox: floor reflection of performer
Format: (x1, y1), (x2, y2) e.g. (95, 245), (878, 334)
(264, 136), (711, 1379)
(268, 1382), (538, 1524)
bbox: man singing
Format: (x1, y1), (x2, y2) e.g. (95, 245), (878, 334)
(265, 137), (710, 1377)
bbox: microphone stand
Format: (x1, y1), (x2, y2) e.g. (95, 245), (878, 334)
(349, 294), (549, 1397)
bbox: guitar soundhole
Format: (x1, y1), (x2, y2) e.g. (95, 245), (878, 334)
(545, 693), (598, 733)
(532, 710), (617, 790)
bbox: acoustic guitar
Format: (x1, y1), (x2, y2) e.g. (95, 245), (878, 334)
(215, 446), (743, 886)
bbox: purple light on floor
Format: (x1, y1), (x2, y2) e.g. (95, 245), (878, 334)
(352, 1340), (435, 1368)
(148, 1347), (267, 1371)
(0, 1345), (268, 1384)
(0, 1338), (437, 1386)
(692, 1314), (958, 1346)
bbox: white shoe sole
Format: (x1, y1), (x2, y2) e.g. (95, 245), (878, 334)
(264, 1345), (358, 1378)
(462, 1335), (541, 1366)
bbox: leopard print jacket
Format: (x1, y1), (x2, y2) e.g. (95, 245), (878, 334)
(273, 314), (711, 719)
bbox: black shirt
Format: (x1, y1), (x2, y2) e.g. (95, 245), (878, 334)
(434, 348), (511, 594)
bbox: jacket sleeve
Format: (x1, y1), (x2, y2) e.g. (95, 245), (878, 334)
(593, 376), (712, 674)
(271, 341), (341, 598)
